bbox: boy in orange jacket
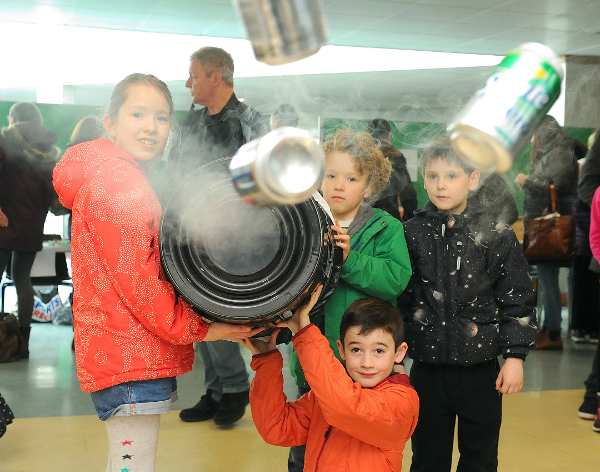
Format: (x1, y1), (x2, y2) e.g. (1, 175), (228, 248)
(239, 286), (419, 472)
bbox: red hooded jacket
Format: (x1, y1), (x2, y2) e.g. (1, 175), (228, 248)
(53, 138), (208, 392)
(250, 324), (419, 472)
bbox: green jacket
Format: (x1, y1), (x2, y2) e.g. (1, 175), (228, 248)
(290, 208), (412, 388)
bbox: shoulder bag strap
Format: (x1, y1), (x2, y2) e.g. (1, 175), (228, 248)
(550, 183), (560, 214)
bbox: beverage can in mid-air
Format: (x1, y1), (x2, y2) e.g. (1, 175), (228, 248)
(447, 42), (563, 173)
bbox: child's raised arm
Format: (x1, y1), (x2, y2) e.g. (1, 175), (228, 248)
(278, 285), (323, 335)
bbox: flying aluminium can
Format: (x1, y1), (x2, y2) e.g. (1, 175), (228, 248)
(230, 127), (325, 206)
(447, 42), (564, 173)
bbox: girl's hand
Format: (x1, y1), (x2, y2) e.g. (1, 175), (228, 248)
(238, 330), (280, 355)
(278, 285), (323, 335)
(331, 222), (350, 262)
(202, 322), (265, 342)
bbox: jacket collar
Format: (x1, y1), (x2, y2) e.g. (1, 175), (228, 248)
(347, 204), (377, 238)
(194, 92), (241, 123)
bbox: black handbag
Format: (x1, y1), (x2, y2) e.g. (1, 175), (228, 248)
(523, 184), (576, 262)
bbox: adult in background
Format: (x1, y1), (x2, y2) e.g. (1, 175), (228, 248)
(169, 46), (267, 176)
(271, 103), (299, 129)
(364, 119), (417, 222)
(571, 129), (600, 344)
(0, 102), (59, 358)
(52, 116), (104, 232)
(575, 128), (600, 422)
(471, 173), (519, 227)
(515, 115), (585, 350)
(172, 46), (268, 427)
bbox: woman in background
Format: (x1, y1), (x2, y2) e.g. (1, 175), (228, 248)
(0, 102), (59, 359)
(515, 115), (585, 349)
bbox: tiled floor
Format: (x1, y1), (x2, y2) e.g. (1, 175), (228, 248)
(1, 308), (600, 471)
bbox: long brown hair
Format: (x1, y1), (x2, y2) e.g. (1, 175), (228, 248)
(106, 73), (175, 126)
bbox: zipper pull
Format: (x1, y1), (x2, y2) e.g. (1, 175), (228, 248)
(442, 223), (446, 237)
(457, 256), (461, 271)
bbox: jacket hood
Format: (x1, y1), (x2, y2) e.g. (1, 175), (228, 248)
(1, 123), (59, 163)
(53, 138), (138, 211)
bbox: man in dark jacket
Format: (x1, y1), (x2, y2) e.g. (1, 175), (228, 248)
(364, 119), (418, 221)
(0, 102), (59, 359)
(171, 46), (268, 427)
(169, 47), (267, 176)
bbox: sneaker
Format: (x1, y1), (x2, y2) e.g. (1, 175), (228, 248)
(213, 390), (249, 426)
(578, 398), (598, 420)
(179, 389), (220, 422)
(571, 330), (586, 343)
(589, 332), (599, 344)
(593, 408), (600, 433)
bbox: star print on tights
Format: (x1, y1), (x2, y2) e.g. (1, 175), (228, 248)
(122, 454), (133, 459)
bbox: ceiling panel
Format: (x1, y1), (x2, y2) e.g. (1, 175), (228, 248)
(1, 0), (599, 125)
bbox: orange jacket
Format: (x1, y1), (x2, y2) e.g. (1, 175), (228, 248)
(53, 139), (209, 393)
(250, 325), (419, 472)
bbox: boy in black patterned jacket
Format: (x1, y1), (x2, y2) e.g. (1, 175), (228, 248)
(398, 136), (537, 472)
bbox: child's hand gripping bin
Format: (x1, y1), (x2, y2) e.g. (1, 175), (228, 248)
(252, 224), (345, 345)
(239, 289), (420, 472)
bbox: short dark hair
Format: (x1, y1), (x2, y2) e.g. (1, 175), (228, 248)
(9, 102), (43, 126)
(339, 298), (404, 349)
(364, 118), (391, 141)
(419, 135), (475, 174)
(190, 46), (234, 87)
(272, 104), (299, 127)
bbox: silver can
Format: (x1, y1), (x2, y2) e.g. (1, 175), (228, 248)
(447, 43), (564, 173)
(230, 127), (325, 206)
(236, 0), (328, 65)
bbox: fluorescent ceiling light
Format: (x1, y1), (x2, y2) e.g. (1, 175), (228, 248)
(0, 21), (501, 89)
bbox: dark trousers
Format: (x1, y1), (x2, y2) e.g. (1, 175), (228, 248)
(584, 341), (600, 402)
(583, 288), (600, 402)
(287, 385), (310, 472)
(571, 255), (600, 333)
(0, 249), (36, 327)
(410, 360), (502, 472)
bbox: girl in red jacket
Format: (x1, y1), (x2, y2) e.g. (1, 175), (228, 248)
(53, 73), (260, 471)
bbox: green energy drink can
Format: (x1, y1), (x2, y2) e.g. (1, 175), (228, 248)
(447, 43), (563, 173)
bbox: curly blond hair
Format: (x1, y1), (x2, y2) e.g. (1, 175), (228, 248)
(322, 128), (391, 198)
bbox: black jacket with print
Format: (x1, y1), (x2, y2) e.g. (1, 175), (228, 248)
(398, 200), (537, 365)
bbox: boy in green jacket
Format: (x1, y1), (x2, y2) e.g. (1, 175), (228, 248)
(288, 128), (413, 471)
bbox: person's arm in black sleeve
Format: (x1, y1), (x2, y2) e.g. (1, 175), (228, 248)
(578, 131), (600, 207)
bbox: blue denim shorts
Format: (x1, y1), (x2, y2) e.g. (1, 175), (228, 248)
(90, 377), (178, 421)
